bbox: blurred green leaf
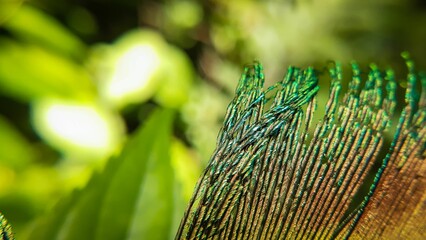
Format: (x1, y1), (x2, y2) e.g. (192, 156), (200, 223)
(170, 139), (200, 201)
(28, 108), (179, 240)
(0, 38), (95, 102)
(91, 30), (166, 108)
(31, 99), (125, 159)
(90, 29), (194, 109)
(154, 45), (194, 109)
(154, 46), (194, 108)
(66, 7), (98, 36)
(0, 115), (34, 169)
(3, 4), (86, 59)
(0, 0), (23, 25)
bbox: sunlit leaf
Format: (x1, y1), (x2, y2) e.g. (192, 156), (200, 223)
(90, 29), (194, 109)
(92, 30), (167, 108)
(31, 98), (124, 159)
(29, 109), (179, 240)
(3, 5), (86, 59)
(0, 38), (95, 102)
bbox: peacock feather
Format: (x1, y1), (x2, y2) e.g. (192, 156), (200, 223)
(0, 213), (14, 240)
(176, 54), (426, 239)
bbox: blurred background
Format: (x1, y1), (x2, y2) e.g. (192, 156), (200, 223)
(0, 0), (425, 238)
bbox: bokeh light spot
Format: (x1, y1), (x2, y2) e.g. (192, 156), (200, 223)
(106, 44), (160, 101)
(45, 104), (109, 149)
(32, 99), (124, 159)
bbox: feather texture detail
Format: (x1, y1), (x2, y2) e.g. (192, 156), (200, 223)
(176, 57), (425, 239)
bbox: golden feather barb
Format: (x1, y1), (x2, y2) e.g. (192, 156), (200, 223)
(0, 213), (14, 240)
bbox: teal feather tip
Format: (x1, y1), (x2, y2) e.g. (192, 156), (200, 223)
(176, 58), (425, 239)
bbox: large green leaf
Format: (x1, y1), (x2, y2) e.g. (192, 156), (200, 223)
(0, 0), (23, 25)
(0, 38), (95, 102)
(0, 115), (34, 169)
(3, 5), (86, 60)
(28, 109), (178, 240)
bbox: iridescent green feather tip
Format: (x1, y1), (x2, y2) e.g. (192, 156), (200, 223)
(176, 56), (425, 239)
(0, 213), (14, 240)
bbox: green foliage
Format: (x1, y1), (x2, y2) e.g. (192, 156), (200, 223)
(28, 109), (182, 240)
(3, 5), (86, 59)
(0, 116), (34, 169)
(0, 38), (94, 102)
